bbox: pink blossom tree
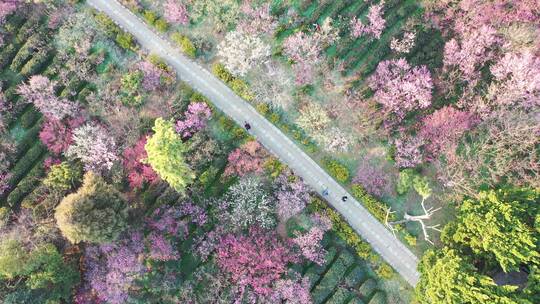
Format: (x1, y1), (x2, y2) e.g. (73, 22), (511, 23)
(282, 31), (323, 85)
(270, 276), (312, 304)
(17, 75), (79, 120)
(394, 136), (424, 168)
(419, 106), (477, 160)
(163, 0), (189, 25)
(368, 58), (433, 120)
(237, 2), (277, 35)
(443, 25), (500, 86)
(224, 141), (268, 177)
(122, 136), (159, 189)
(353, 159), (393, 198)
(0, 0), (21, 23)
(175, 102), (212, 139)
(292, 213), (332, 266)
(275, 173), (310, 221)
(216, 226), (298, 297)
(136, 60), (172, 91)
(350, 1), (386, 39)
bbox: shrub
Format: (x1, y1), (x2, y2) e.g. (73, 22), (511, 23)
(55, 172), (128, 244)
(143, 10), (157, 25)
(323, 158), (350, 183)
(171, 32), (196, 58)
(375, 263), (394, 279)
(43, 162), (83, 193)
(116, 32), (136, 51)
(396, 168), (415, 195)
(6, 161), (44, 207)
(9, 143), (46, 188)
(154, 18), (169, 32)
(351, 184), (392, 223)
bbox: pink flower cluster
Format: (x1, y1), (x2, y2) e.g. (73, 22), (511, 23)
(368, 58), (432, 120)
(282, 31), (323, 85)
(237, 3), (277, 35)
(175, 102), (211, 139)
(350, 1), (386, 39)
(17, 75), (79, 120)
(224, 141), (268, 177)
(419, 106), (477, 160)
(216, 227), (298, 296)
(163, 0), (189, 25)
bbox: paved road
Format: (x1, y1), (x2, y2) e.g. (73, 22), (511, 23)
(87, 0), (420, 286)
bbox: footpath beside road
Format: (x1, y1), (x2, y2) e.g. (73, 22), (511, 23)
(87, 0), (421, 286)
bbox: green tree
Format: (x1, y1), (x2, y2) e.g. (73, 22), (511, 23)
(0, 240), (79, 303)
(443, 188), (539, 272)
(416, 248), (519, 304)
(43, 162), (83, 193)
(413, 175), (432, 200)
(54, 172), (128, 243)
(145, 118), (194, 193)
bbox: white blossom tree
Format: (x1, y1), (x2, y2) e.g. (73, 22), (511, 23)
(217, 30), (271, 77)
(65, 123), (118, 172)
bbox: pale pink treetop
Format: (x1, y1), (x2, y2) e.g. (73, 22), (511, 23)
(216, 226), (298, 296)
(237, 2), (277, 35)
(163, 0), (189, 25)
(175, 102), (212, 139)
(419, 106), (477, 161)
(17, 75), (79, 120)
(489, 50), (540, 109)
(282, 31), (323, 85)
(443, 25), (500, 84)
(270, 276), (312, 304)
(292, 213), (332, 266)
(368, 58), (432, 120)
(350, 1), (386, 39)
(65, 123), (118, 172)
(275, 173), (311, 221)
(224, 141), (268, 177)
(0, 0), (20, 23)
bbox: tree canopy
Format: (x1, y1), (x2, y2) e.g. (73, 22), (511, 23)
(55, 172), (128, 243)
(144, 118), (194, 194)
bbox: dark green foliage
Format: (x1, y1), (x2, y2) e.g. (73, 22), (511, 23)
(10, 33), (41, 72)
(19, 48), (54, 77)
(14, 117), (43, 160)
(8, 143), (46, 191)
(19, 108), (40, 129)
(6, 160), (44, 207)
(406, 25), (444, 71)
(0, 241), (80, 304)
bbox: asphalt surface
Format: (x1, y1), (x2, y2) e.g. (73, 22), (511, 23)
(87, 0), (420, 286)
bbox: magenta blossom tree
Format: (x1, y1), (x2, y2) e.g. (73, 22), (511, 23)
(39, 116), (85, 155)
(17, 75), (79, 120)
(237, 2), (277, 35)
(394, 136), (424, 168)
(122, 136), (159, 189)
(163, 0), (189, 25)
(419, 106), (477, 160)
(175, 102), (212, 139)
(216, 226), (299, 297)
(270, 275), (312, 304)
(368, 58), (433, 121)
(350, 1), (386, 39)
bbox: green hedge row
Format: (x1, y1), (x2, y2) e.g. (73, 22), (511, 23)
(8, 142), (46, 191)
(350, 184), (394, 223)
(15, 117), (43, 160)
(6, 159), (44, 207)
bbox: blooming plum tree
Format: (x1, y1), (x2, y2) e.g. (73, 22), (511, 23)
(122, 135), (159, 189)
(17, 75), (79, 120)
(224, 140), (268, 177)
(65, 123), (118, 172)
(163, 0), (189, 25)
(274, 173), (310, 222)
(216, 226), (298, 296)
(175, 102), (212, 139)
(350, 1), (386, 39)
(217, 30), (271, 77)
(368, 59), (433, 120)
